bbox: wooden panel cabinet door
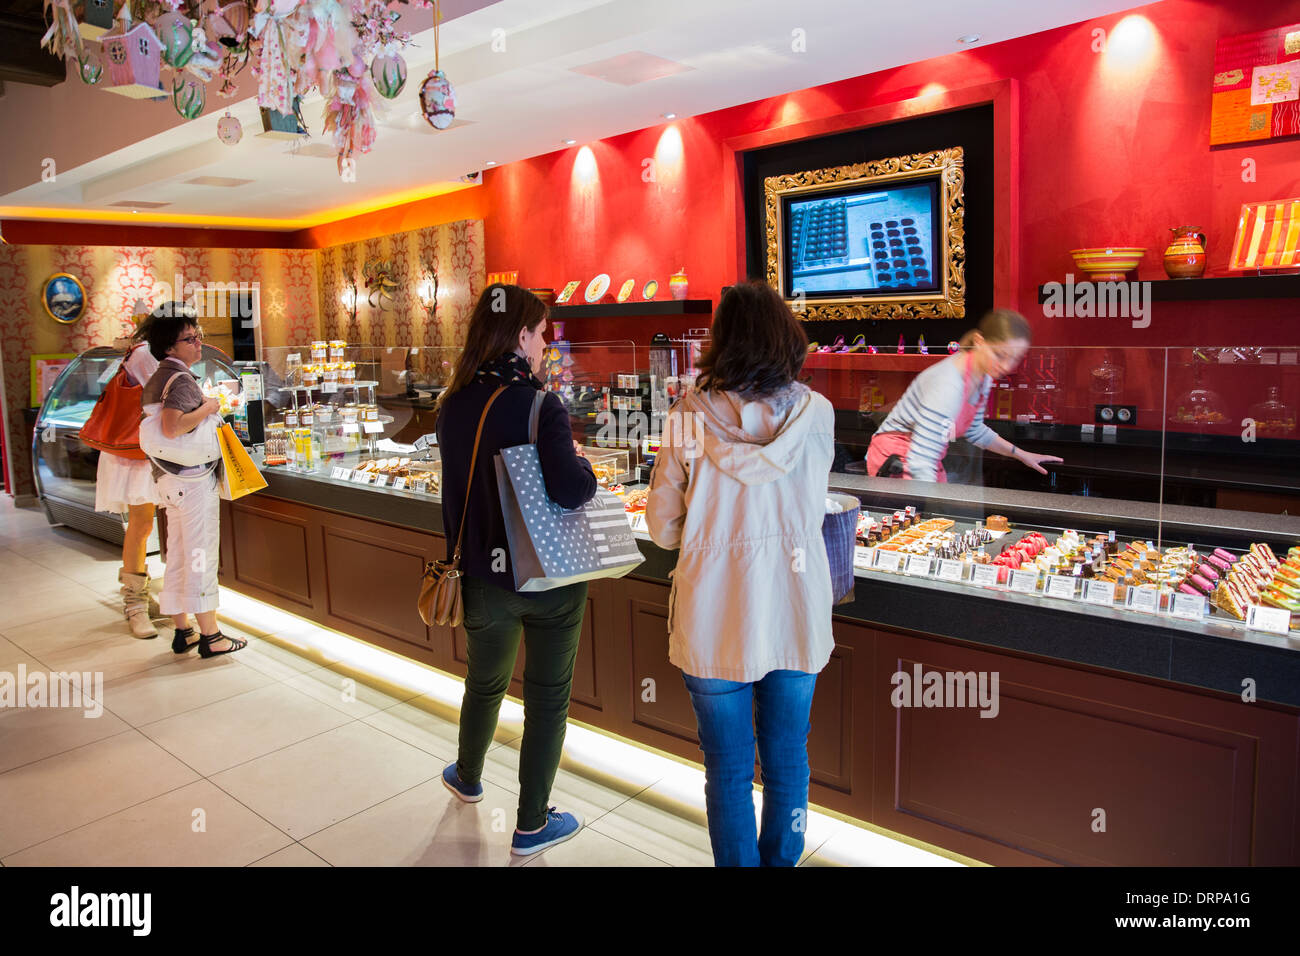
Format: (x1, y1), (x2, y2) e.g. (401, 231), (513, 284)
(228, 497), (314, 609)
(320, 519), (433, 649)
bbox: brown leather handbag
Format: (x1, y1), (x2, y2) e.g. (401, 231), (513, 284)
(418, 386), (506, 627)
(80, 345), (150, 460)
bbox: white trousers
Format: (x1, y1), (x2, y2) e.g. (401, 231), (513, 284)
(156, 471), (220, 615)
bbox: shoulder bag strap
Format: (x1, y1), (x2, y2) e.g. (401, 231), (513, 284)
(528, 389), (546, 445)
(160, 370), (187, 402)
(451, 385), (507, 563)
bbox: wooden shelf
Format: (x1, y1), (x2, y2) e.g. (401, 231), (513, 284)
(803, 351), (946, 372)
(1037, 274), (1300, 303)
(549, 298), (713, 318)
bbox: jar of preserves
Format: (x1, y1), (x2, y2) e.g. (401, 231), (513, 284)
(302, 365), (319, 388)
(362, 403), (379, 423)
(342, 403), (359, 424)
(284, 408), (299, 428)
(329, 339), (347, 362)
(299, 405), (314, 427)
(341, 362), (356, 385)
(311, 340), (327, 362)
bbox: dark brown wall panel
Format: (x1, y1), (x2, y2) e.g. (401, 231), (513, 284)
(321, 524), (432, 648)
(229, 501), (313, 607)
(808, 647), (853, 794)
(628, 595), (700, 745)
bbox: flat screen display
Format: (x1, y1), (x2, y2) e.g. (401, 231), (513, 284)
(782, 179), (941, 299)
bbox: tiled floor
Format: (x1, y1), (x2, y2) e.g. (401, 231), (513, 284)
(0, 496), (963, 868)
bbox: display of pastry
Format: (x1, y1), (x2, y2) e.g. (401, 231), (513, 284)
(984, 515), (1010, 532)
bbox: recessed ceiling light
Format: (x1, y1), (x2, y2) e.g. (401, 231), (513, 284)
(484, 160), (497, 166)
(663, 112), (677, 119)
(562, 139), (576, 145)
(957, 33), (981, 43)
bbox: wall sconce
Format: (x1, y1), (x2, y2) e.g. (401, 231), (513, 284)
(417, 262), (439, 321)
(341, 279), (358, 325)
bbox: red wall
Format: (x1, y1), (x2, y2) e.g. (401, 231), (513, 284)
(480, 0), (1300, 350)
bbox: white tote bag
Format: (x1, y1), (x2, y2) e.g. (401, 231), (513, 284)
(138, 372), (222, 468)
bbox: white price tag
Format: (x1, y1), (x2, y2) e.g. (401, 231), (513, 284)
(1009, 569), (1039, 593)
(392, 476), (408, 490)
(1126, 586), (1159, 613)
(1169, 592), (1206, 620)
(854, 547), (877, 570)
(363, 420), (384, 434)
(904, 555), (932, 577)
(412, 480), (429, 494)
(971, 564), (1000, 588)
(330, 467), (347, 480)
(342, 423), (360, 434)
(322, 382), (338, 394)
(351, 471), (372, 484)
(372, 474), (389, 487)
(1044, 574), (1077, 600)
(874, 550), (904, 572)
(1246, 604), (1292, 635)
(937, 558), (964, 582)
(1083, 579), (1116, 605)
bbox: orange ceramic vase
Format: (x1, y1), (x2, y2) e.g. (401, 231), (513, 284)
(1163, 227), (1207, 279)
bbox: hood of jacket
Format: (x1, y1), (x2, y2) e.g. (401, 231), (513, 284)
(678, 383), (818, 486)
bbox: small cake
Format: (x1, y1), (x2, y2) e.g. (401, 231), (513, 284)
(1212, 548), (1238, 564)
(985, 515), (1010, 532)
(1188, 573), (1213, 594)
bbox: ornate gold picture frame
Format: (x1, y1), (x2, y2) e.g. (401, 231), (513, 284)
(764, 147), (965, 320)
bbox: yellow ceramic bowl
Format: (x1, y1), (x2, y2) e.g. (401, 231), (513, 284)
(1070, 247), (1146, 281)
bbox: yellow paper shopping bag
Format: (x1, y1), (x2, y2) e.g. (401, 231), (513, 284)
(217, 423), (268, 500)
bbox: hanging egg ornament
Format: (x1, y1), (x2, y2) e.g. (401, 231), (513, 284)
(419, 69), (456, 129)
(370, 54), (407, 99)
(173, 76), (206, 120)
(216, 111), (243, 145)
(78, 52), (103, 85)
(155, 12), (196, 69)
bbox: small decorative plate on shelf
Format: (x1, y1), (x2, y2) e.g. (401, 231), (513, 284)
(555, 280), (581, 304)
(585, 273), (611, 303)
(642, 279), (658, 300)
(616, 279), (635, 303)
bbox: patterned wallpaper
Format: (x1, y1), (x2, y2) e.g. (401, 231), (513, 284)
(317, 218), (484, 348)
(0, 244), (319, 497)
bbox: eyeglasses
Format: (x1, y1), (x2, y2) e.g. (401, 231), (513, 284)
(178, 330), (205, 344)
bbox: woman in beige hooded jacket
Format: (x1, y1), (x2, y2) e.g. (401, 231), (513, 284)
(647, 280), (835, 866)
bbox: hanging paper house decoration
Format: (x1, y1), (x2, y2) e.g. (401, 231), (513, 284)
(100, 20), (164, 98)
(78, 0), (115, 40)
(419, 70), (456, 129)
(154, 11), (196, 69)
(216, 111), (243, 145)
(371, 53), (407, 99)
(258, 98), (309, 140)
(173, 76), (205, 119)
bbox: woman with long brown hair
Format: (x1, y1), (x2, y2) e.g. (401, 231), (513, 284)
(435, 283), (596, 856)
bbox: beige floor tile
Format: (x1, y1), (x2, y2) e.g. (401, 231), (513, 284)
(587, 791), (714, 867)
(0, 555), (58, 589)
(0, 676), (128, 774)
(521, 825), (669, 867)
(0, 637), (43, 672)
(302, 778), (521, 866)
(0, 579), (115, 632)
(360, 696), (518, 764)
(3, 779), (292, 867)
(98, 655), (276, 727)
(211, 721), (441, 839)
(36, 632), (177, 685)
(139, 682), (353, 776)
(799, 818), (963, 867)
(248, 842), (331, 867)
(479, 742), (648, 821)
(282, 664), (414, 719)
(230, 636), (330, 683)
(3, 603), (144, 658)
(0, 729), (199, 857)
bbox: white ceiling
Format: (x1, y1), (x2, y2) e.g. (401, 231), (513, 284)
(0, 0), (1144, 228)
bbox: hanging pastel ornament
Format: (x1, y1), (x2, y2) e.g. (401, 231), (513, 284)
(947, 340), (961, 354)
(208, 0), (251, 48)
(917, 335), (928, 355)
(155, 11), (196, 69)
(867, 344), (878, 354)
(897, 334), (905, 354)
(78, 51), (103, 85)
(173, 75), (206, 119)
(216, 111), (243, 145)
(370, 53), (406, 99)
(419, 2), (455, 129)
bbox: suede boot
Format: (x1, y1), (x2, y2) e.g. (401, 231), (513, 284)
(119, 569), (159, 639)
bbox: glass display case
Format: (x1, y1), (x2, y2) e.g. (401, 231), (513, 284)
(244, 340), (1300, 640)
(32, 344), (239, 544)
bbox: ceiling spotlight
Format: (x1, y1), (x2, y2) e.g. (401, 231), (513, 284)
(957, 33), (981, 44)
(484, 160), (497, 166)
(562, 139), (576, 145)
(663, 112), (677, 120)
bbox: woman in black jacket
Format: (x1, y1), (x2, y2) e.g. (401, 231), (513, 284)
(435, 284), (597, 856)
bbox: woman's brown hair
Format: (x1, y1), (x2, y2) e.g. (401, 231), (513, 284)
(436, 284), (547, 410)
(695, 280), (808, 395)
(959, 308), (1032, 349)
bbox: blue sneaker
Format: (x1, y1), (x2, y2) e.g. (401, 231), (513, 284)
(442, 762), (483, 803)
(510, 807), (584, 856)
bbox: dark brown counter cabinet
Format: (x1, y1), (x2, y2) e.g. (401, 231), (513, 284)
(218, 480), (1300, 867)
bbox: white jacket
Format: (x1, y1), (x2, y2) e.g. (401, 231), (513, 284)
(646, 382), (835, 681)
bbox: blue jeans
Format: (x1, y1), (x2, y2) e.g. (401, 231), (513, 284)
(682, 669), (818, 867)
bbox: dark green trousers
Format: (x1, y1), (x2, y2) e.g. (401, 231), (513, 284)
(455, 574), (588, 831)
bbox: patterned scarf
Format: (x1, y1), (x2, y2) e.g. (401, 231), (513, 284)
(474, 351), (541, 389)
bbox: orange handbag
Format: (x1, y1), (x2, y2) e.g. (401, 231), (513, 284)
(80, 349), (148, 460)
